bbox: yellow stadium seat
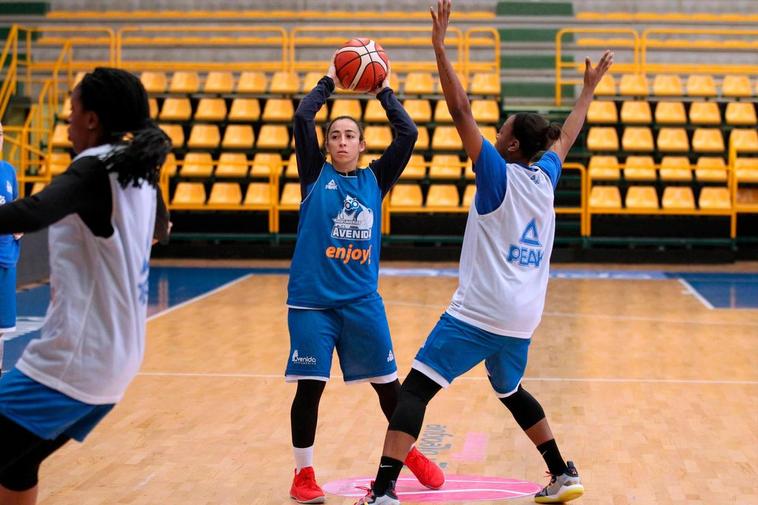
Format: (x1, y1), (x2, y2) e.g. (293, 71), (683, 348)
(426, 184), (459, 208)
(364, 100), (389, 123)
(623, 155), (656, 181)
(140, 71), (166, 93)
(465, 159), (474, 179)
(364, 126), (392, 150)
(692, 128), (725, 153)
(432, 126), (463, 150)
(228, 98), (260, 122)
(180, 152), (214, 177)
(162, 153), (177, 176)
(659, 156), (691, 182)
(405, 72), (435, 94)
(215, 153), (249, 177)
(262, 99), (294, 122)
(204, 72), (234, 94)
(686, 75), (717, 97)
(589, 185), (622, 208)
(434, 101), (454, 123)
(688, 101), (721, 125)
(429, 155), (462, 179)
(330, 99), (362, 120)
(469, 72), (500, 95)
(159, 98), (192, 121)
(49, 152), (71, 175)
(622, 127), (654, 151)
(625, 186), (659, 209)
(269, 71), (300, 94)
(30, 182), (47, 195)
(730, 129), (758, 152)
(721, 75), (752, 98)
(725, 102), (757, 126)
(187, 124), (220, 149)
(587, 101), (618, 123)
(159, 124), (185, 149)
(172, 182), (206, 205)
(654, 101), (686, 124)
(480, 126), (497, 145)
(695, 156), (727, 182)
(358, 154), (374, 168)
(652, 74), (683, 96)
(402, 155), (427, 179)
(251, 153), (282, 177)
(698, 187), (731, 210)
(735, 158), (758, 182)
(279, 183), (302, 207)
(594, 74), (616, 96)
(403, 99), (432, 123)
(662, 186), (695, 209)
(588, 155), (620, 180)
(237, 71), (268, 93)
(208, 182), (242, 205)
(148, 98), (158, 119)
(619, 101), (651, 124)
(314, 104), (328, 122)
(391, 185), (423, 208)
(222, 125), (255, 150)
(293, 126), (323, 150)
(244, 182), (272, 206)
(619, 74), (649, 96)
(586, 127), (619, 151)
(416, 127), (430, 150)
(51, 123), (71, 148)
(194, 98), (227, 122)
(257, 125), (289, 150)
(656, 128), (689, 152)
(462, 184), (476, 207)
(169, 71), (199, 94)
(301, 72), (323, 92)
(59, 97), (71, 121)
(471, 100), (499, 123)
(284, 153), (298, 179)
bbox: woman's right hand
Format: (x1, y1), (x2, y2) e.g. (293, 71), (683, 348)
(327, 50), (340, 88)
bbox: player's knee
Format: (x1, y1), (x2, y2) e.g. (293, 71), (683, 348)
(0, 462), (40, 492)
(499, 385), (545, 431)
(387, 370), (441, 438)
(292, 379), (326, 409)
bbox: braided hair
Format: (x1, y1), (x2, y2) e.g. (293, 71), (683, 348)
(77, 67), (171, 188)
(511, 112), (562, 161)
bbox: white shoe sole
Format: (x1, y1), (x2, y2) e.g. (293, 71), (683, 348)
(535, 483), (584, 503)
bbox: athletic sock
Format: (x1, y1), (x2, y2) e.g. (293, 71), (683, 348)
(374, 456), (403, 496)
(537, 439), (568, 476)
(293, 446), (314, 473)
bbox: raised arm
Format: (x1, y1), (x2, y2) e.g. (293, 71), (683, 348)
(293, 71), (332, 192)
(431, 0), (483, 164)
(550, 50), (614, 163)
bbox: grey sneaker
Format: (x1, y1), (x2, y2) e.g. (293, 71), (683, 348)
(534, 461), (584, 503)
(354, 481), (400, 505)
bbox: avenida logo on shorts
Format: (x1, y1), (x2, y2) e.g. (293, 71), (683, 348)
(292, 350), (317, 365)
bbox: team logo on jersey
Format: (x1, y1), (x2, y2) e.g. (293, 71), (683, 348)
(331, 194), (373, 241)
(292, 349), (317, 365)
(507, 218), (544, 268)
(325, 179), (338, 190)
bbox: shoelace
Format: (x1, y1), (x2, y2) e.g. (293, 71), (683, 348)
(544, 470), (558, 485)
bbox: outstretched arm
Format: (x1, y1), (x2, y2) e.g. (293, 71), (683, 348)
(551, 50), (614, 163)
(431, 0), (483, 164)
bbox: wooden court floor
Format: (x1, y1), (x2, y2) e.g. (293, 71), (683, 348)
(32, 261), (757, 505)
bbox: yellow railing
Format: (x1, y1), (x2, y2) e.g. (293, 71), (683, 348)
(464, 27), (499, 83)
(0, 26), (20, 121)
(576, 12), (758, 23)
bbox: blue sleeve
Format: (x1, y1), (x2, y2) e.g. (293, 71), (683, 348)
(473, 139), (507, 215)
(534, 150), (562, 190)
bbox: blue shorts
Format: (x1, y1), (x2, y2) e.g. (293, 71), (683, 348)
(0, 369), (114, 442)
(0, 267), (16, 332)
(413, 313), (531, 397)
(286, 292), (398, 383)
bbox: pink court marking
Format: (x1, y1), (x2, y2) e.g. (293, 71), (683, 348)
(451, 432), (488, 462)
(323, 474), (542, 502)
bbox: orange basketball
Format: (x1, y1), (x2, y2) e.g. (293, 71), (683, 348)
(334, 38), (389, 93)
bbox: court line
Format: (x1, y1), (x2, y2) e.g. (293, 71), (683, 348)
(677, 278), (715, 310)
(136, 372), (758, 385)
(146, 273), (254, 322)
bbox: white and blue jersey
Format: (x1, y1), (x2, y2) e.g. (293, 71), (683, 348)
(0, 160), (19, 268)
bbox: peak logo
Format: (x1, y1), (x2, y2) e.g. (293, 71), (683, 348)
(292, 350), (317, 365)
(507, 218), (544, 268)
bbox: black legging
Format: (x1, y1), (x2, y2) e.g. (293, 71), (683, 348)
(0, 415), (70, 491)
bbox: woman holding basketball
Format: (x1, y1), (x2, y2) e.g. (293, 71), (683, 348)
(285, 48), (444, 503)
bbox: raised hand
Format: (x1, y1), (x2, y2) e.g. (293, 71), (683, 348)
(430, 0), (452, 49)
(327, 50), (341, 88)
(584, 50), (614, 91)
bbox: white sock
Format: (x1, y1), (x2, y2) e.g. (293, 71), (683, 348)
(293, 446), (314, 473)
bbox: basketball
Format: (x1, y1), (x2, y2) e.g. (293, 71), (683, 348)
(333, 38), (389, 93)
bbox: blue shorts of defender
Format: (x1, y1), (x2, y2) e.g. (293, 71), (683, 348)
(0, 267), (16, 332)
(0, 369), (114, 442)
(412, 312), (531, 397)
(285, 292), (398, 384)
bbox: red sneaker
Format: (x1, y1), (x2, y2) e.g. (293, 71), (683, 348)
(404, 446), (445, 489)
(290, 467), (326, 504)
